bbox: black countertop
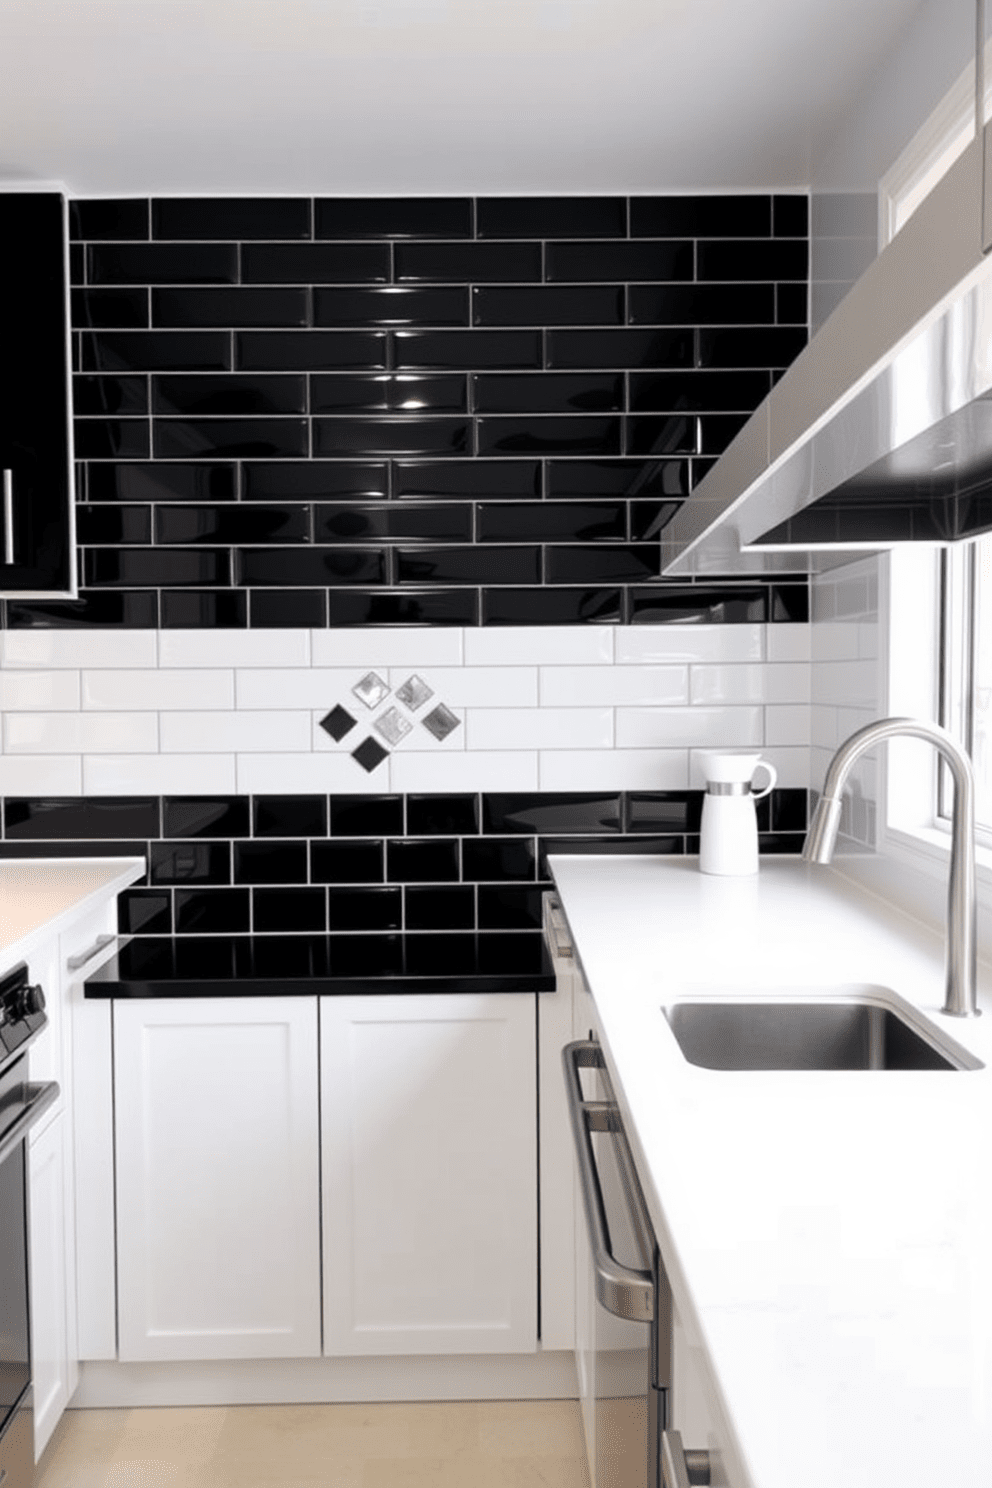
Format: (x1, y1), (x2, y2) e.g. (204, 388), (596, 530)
(85, 932), (556, 998)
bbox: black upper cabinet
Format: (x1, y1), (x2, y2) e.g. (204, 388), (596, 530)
(0, 193), (76, 594)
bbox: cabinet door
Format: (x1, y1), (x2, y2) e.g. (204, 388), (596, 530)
(114, 997), (321, 1361)
(0, 193), (75, 596)
(28, 1114), (71, 1460)
(321, 993), (537, 1356)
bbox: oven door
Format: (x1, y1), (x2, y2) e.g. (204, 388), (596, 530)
(564, 1039), (671, 1488)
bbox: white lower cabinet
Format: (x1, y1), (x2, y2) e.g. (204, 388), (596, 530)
(320, 993), (538, 1356)
(27, 1113), (73, 1459)
(113, 997), (321, 1362)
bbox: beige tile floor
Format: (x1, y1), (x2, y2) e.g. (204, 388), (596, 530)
(36, 1401), (592, 1488)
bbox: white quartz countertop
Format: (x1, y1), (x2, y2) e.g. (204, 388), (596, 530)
(0, 857), (145, 967)
(548, 854), (992, 1488)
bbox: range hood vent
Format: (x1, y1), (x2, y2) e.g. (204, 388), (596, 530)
(661, 135), (992, 573)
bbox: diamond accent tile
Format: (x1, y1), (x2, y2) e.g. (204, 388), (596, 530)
(352, 671), (390, 710)
(374, 707), (413, 746)
(319, 704), (356, 742)
(351, 736), (389, 773)
(422, 703), (461, 741)
(395, 674), (434, 711)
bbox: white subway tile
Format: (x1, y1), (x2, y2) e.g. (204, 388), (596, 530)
(161, 711), (313, 753)
(236, 751), (391, 794)
(538, 750), (689, 791)
(690, 662), (811, 705)
(539, 665), (687, 707)
(390, 749), (540, 793)
(464, 626), (614, 666)
(159, 629), (311, 669)
(0, 670), (80, 711)
(811, 659), (879, 709)
(764, 705), (811, 747)
(617, 705), (763, 749)
(765, 624), (811, 662)
(312, 628), (464, 667)
(0, 756), (82, 795)
(616, 625), (764, 665)
(236, 667), (374, 710)
(4, 712), (159, 755)
(466, 708), (614, 751)
(83, 754), (236, 795)
(386, 666), (539, 707)
(82, 669), (234, 711)
(811, 620), (861, 662)
(753, 746), (811, 789)
(1, 630), (158, 669)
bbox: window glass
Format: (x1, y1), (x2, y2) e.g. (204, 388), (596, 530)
(974, 533), (992, 834)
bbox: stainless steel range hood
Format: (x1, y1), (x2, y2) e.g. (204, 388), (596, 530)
(661, 133), (992, 574)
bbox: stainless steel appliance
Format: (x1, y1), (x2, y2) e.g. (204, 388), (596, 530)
(0, 963), (60, 1488)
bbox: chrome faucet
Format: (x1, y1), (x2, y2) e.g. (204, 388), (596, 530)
(802, 717), (979, 1018)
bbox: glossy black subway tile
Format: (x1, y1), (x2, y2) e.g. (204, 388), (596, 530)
(386, 838), (460, 882)
(696, 325), (807, 368)
(310, 838), (385, 884)
(154, 504), (310, 545)
(72, 288), (149, 329)
(236, 330), (387, 373)
(253, 795), (328, 838)
(153, 287), (309, 329)
(81, 330), (231, 372)
(315, 286), (468, 327)
(243, 461), (387, 500)
(118, 889), (173, 936)
(696, 239), (809, 282)
(313, 417), (470, 458)
(163, 797), (251, 838)
(85, 547), (231, 587)
(87, 243), (239, 285)
(545, 240), (693, 283)
(476, 198), (626, 239)
(630, 196), (772, 238)
(73, 419), (150, 460)
(152, 198), (311, 240)
(625, 415), (697, 458)
(477, 885), (544, 930)
(776, 283), (808, 325)
(473, 372), (623, 414)
(628, 370), (771, 413)
(315, 503), (472, 544)
(546, 458), (690, 499)
(174, 888), (251, 934)
(461, 836), (536, 882)
(626, 793), (701, 834)
(477, 501), (626, 543)
(394, 460), (541, 499)
(629, 499), (681, 539)
(238, 547), (385, 586)
(394, 329), (543, 370)
(241, 242), (390, 283)
(483, 793), (622, 836)
(150, 841), (231, 886)
(315, 198), (472, 239)
(5, 591), (160, 629)
(152, 374), (307, 416)
(249, 588), (327, 627)
(395, 241), (542, 283)
(699, 413), (750, 455)
(481, 586), (622, 625)
(4, 796), (160, 840)
(395, 546), (539, 585)
(234, 840), (309, 884)
(473, 284), (623, 327)
(406, 795), (480, 836)
(629, 284), (775, 326)
(75, 505), (152, 545)
(477, 416), (621, 457)
(70, 243), (85, 284)
(329, 934), (404, 977)
(153, 418), (309, 460)
(159, 590), (248, 628)
(70, 198), (150, 241)
(546, 327), (695, 369)
(405, 886), (475, 930)
(72, 376), (148, 416)
(770, 582), (810, 621)
(87, 462), (237, 502)
(545, 545), (661, 584)
(628, 585), (768, 624)
(310, 374), (467, 415)
(330, 794), (404, 838)
(773, 195), (810, 236)
(327, 887), (403, 931)
(325, 588), (479, 626)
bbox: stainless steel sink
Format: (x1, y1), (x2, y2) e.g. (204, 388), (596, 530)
(665, 992), (981, 1071)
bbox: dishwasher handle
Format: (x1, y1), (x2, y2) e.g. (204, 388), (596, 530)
(563, 1039), (654, 1324)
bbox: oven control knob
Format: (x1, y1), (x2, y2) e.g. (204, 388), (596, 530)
(17, 983), (46, 1018)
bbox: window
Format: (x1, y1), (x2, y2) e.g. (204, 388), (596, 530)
(940, 535), (992, 844)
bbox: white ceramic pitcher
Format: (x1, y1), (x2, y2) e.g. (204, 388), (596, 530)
(697, 751), (778, 876)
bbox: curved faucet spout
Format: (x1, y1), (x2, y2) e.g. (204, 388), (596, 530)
(802, 716), (978, 1018)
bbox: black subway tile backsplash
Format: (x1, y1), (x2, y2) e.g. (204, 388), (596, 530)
(38, 193), (813, 631)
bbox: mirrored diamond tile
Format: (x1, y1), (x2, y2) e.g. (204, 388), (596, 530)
(352, 736), (389, 773)
(374, 706), (413, 746)
(352, 671), (390, 710)
(319, 704), (357, 742)
(395, 674), (434, 711)
(422, 703), (461, 741)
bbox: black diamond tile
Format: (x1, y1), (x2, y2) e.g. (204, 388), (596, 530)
(352, 736), (389, 773)
(321, 705), (357, 742)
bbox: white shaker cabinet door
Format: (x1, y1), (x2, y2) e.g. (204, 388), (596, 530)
(114, 997), (321, 1362)
(27, 1113), (71, 1460)
(321, 993), (538, 1356)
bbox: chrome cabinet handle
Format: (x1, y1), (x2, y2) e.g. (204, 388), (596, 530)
(661, 1429), (711, 1488)
(3, 468), (14, 565)
(562, 1039), (654, 1323)
(67, 933), (115, 972)
(0, 1080), (60, 1167)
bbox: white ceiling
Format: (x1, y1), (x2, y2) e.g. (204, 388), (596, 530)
(0, 0), (928, 197)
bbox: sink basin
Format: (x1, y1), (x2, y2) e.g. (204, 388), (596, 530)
(665, 991), (981, 1071)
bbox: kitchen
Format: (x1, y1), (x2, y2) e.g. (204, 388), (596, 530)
(1, 1), (991, 1485)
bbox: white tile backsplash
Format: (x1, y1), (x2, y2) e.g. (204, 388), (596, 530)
(0, 624), (814, 797)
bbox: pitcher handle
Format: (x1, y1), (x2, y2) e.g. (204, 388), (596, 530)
(751, 761), (777, 799)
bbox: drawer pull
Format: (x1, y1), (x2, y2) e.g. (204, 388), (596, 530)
(67, 934), (115, 972)
(3, 468), (14, 565)
(661, 1429), (710, 1488)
